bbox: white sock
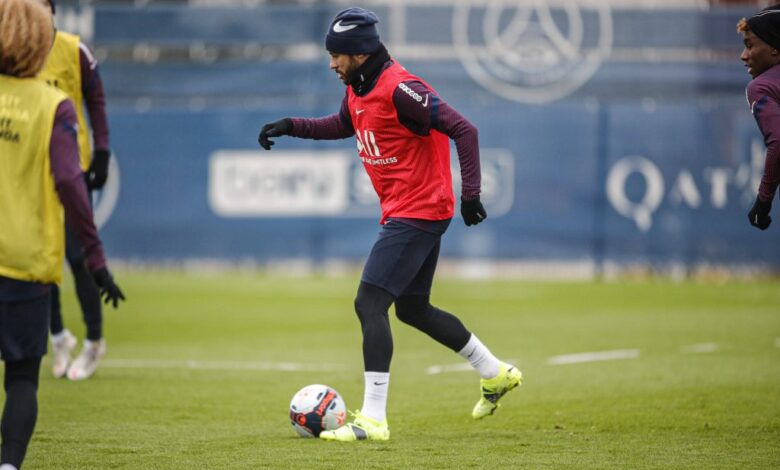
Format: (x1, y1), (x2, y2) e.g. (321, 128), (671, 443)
(458, 334), (501, 379)
(361, 371), (389, 422)
(50, 329), (69, 343)
(0, 464), (19, 470)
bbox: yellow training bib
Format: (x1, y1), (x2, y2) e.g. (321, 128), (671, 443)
(38, 30), (92, 171)
(0, 75), (69, 284)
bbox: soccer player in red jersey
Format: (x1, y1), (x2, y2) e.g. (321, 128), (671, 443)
(259, 7), (522, 441)
(0, 1), (124, 467)
(739, 4), (780, 230)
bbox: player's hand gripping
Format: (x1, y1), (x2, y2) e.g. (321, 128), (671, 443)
(258, 118), (293, 150)
(91, 267), (126, 309)
(748, 196), (772, 230)
(461, 196), (487, 226)
(86, 149), (111, 190)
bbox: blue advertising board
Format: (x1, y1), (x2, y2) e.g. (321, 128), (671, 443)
(53, 1), (778, 268)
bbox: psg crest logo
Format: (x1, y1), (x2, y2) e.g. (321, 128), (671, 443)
(452, 0), (613, 104)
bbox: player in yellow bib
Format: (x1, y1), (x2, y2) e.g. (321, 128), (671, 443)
(0, 1), (124, 468)
(37, 0), (116, 381)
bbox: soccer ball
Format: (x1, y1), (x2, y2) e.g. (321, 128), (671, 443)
(289, 384), (347, 438)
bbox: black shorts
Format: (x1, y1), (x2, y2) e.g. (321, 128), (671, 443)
(0, 294), (50, 362)
(360, 219), (449, 298)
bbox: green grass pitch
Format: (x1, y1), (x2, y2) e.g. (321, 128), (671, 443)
(8, 271), (780, 469)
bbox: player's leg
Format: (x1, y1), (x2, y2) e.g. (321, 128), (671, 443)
(321, 221), (440, 442)
(394, 240), (472, 351)
(354, 281), (395, 422)
(49, 283), (64, 335)
(1, 358), (42, 470)
(64, 221), (103, 341)
(49, 284), (77, 378)
(320, 282), (394, 441)
(62, 221), (105, 381)
(354, 282), (395, 376)
(395, 242), (522, 419)
(0, 294), (49, 469)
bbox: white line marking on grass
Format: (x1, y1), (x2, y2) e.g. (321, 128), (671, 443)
(100, 359), (345, 372)
(546, 349), (639, 365)
(426, 358), (521, 375)
(680, 343), (719, 354)
(426, 363), (473, 375)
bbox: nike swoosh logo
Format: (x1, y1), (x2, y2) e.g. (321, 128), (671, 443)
(356, 109), (365, 114)
(333, 20), (358, 33)
(467, 348), (476, 358)
(373, 381), (387, 386)
(422, 94), (429, 107)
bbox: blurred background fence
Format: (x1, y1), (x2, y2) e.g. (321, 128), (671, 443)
(54, 0), (780, 276)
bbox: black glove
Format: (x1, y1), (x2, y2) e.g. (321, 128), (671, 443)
(748, 196), (772, 230)
(92, 267), (125, 309)
(86, 149), (111, 190)
(258, 118), (293, 150)
(461, 196), (487, 226)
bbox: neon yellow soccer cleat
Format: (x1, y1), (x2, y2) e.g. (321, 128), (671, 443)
(472, 362), (523, 419)
(319, 410), (389, 442)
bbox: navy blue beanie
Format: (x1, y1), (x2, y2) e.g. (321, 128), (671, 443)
(325, 7), (381, 55)
(748, 4), (780, 51)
